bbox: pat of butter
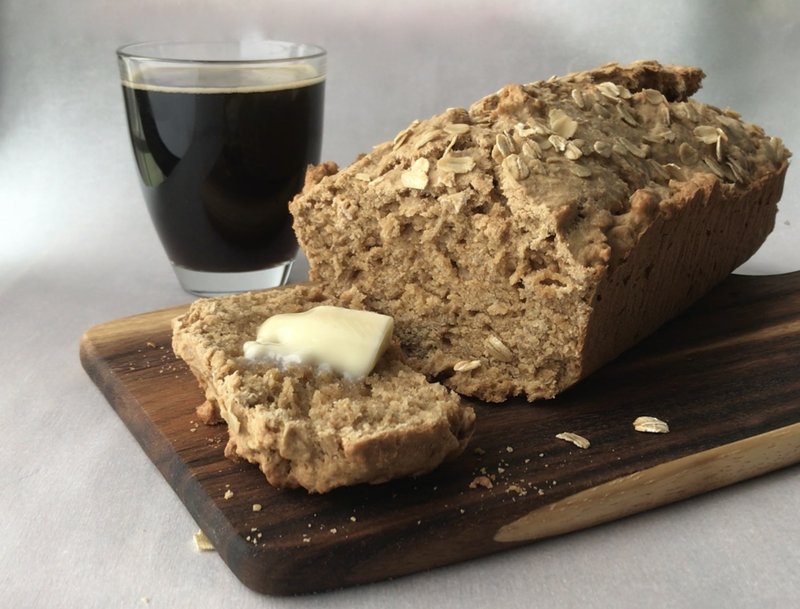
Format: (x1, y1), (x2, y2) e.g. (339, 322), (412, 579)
(243, 306), (394, 379)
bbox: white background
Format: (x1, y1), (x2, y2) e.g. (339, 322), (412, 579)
(1, 1), (798, 607)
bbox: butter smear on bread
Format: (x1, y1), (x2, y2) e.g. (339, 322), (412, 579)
(243, 306), (394, 379)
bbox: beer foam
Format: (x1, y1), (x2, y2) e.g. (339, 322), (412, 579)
(122, 63), (324, 94)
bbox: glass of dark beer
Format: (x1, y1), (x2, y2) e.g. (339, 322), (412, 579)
(117, 41), (326, 295)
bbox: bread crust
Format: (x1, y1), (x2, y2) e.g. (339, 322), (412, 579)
(580, 162), (788, 377)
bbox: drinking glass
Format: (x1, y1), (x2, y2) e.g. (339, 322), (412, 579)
(117, 41), (326, 295)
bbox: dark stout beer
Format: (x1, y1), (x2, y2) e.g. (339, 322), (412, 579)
(122, 69), (324, 273)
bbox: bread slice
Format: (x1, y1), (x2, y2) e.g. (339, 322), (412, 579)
(290, 60), (790, 402)
(172, 284), (475, 493)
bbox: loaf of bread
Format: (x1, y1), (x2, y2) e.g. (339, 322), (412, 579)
(172, 284), (475, 493)
(290, 60), (790, 403)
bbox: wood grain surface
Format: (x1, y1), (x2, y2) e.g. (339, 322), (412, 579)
(80, 272), (800, 595)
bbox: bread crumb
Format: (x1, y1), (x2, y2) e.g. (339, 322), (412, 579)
(469, 475), (494, 489)
(252, 503), (262, 512)
(193, 530), (214, 551)
(223, 489), (234, 500)
(507, 484), (528, 496)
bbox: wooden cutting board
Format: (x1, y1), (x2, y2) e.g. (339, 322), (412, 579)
(80, 272), (800, 596)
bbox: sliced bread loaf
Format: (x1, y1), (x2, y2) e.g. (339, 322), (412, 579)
(290, 60), (790, 402)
